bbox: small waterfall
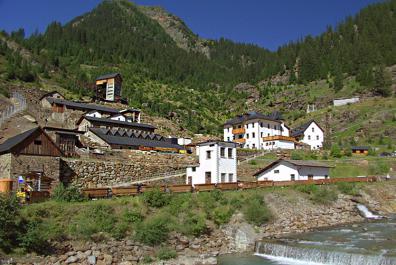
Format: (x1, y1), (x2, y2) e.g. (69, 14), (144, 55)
(255, 242), (396, 265)
(356, 204), (383, 220)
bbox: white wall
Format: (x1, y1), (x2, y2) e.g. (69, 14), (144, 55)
(223, 126), (233, 142)
(86, 111), (102, 118)
(177, 138), (192, 146)
(110, 114), (126, 122)
(186, 143), (237, 185)
(333, 97), (359, 106)
(256, 161), (330, 181)
(262, 140), (295, 150)
(301, 122), (324, 150)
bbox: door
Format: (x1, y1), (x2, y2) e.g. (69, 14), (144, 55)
(187, 176), (192, 185)
(205, 172), (212, 184)
(308, 174), (314, 180)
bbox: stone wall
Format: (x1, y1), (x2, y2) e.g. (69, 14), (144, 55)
(11, 155), (61, 185)
(61, 152), (197, 188)
(0, 153), (12, 179)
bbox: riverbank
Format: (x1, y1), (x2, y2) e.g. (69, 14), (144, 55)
(1, 180), (395, 265)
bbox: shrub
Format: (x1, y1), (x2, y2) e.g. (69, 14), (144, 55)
(69, 204), (116, 239)
(52, 183), (84, 202)
(336, 182), (359, 196)
(156, 247), (177, 260)
(179, 211), (207, 236)
(291, 151), (303, 160)
(368, 160), (389, 175)
(294, 184), (318, 194)
(330, 144), (342, 158)
(123, 209), (144, 224)
(249, 160), (257, 165)
(142, 256), (154, 263)
(0, 195), (23, 253)
(19, 220), (51, 254)
(212, 206), (233, 226)
(142, 187), (171, 208)
(311, 187), (338, 204)
(135, 214), (169, 246)
(243, 196), (271, 226)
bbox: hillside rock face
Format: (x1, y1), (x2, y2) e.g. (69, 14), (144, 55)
(140, 6), (211, 58)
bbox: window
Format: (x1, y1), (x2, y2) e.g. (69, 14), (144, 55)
(228, 148), (233, 158)
(312, 127), (315, 132)
(252, 123), (255, 128)
(205, 172), (211, 184)
(316, 135), (319, 140)
(308, 135), (311, 140)
(227, 137), (230, 141)
(325, 175), (328, 179)
(291, 174), (295, 181)
(206, 151), (211, 159)
(260, 122), (263, 127)
(192, 167), (196, 172)
(228, 173), (234, 182)
(274, 170), (280, 174)
(261, 132), (263, 137)
(252, 144), (256, 149)
(246, 133), (249, 139)
(267, 133), (270, 136)
(221, 173), (226, 183)
(252, 132), (255, 138)
(34, 140), (42, 145)
(220, 147), (225, 157)
(267, 124), (270, 129)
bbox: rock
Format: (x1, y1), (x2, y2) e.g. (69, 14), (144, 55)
(234, 222), (258, 252)
(87, 255), (97, 265)
(65, 256), (78, 264)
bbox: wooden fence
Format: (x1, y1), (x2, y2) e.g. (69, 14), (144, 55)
(81, 176), (377, 199)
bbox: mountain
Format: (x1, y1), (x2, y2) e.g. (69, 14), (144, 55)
(0, 0), (395, 138)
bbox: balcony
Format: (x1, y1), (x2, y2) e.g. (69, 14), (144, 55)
(233, 138), (246, 144)
(262, 135), (296, 142)
(232, 128), (246, 134)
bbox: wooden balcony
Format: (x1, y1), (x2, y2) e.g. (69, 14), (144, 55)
(232, 128), (246, 134)
(262, 135), (296, 142)
(233, 138), (246, 144)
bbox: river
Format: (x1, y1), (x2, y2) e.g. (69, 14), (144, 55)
(219, 216), (396, 265)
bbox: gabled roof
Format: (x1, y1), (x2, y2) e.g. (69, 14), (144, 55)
(79, 116), (156, 130)
(253, 159), (332, 176)
(291, 120), (324, 137)
(0, 127), (63, 156)
(351, 146), (369, 151)
(39, 91), (64, 100)
(89, 128), (183, 150)
(224, 111), (281, 126)
(96, 73), (122, 81)
(197, 140), (238, 148)
(46, 98), (120, 114)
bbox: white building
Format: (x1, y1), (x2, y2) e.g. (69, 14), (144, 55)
(333, 97), (359, 107)
(186, 141), (237, 186)
(223, 111), (291, 150)
(254, 159), (331, 181)
(261, 136), (295, 150)
(291, 120), (324, 150)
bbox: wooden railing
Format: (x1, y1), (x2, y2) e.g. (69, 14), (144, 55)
(80, 176), (378, 199)
(233, 138), (246, 144)
(232, 128), (246, 134)
(262, 135), (296, 142)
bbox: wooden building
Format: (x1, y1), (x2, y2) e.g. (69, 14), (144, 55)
(43, 127), (84, 157)
(95, 73), (123, 102)
(0, 127), (63, 190)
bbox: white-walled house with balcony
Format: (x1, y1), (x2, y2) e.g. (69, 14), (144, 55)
(186, 141), (237, 186)
(291, 120), (324, 150)
(254, 159), (332, 181)
(223, 111), (294, 150)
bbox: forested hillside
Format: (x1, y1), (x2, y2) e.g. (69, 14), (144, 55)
(0, 0), (395, 134)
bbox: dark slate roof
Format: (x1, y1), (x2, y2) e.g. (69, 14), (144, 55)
(224, 111), (281, 126)
(197, 141), (238, 148)
(96, 73), (121, 81)
(291, 120), (323, 137)
(89, 128), (183, 150)
(82, 116), (156, 130)
(351, 146), (369, 151)
(0, 127), (39, 155)
(46, 98), (120, 114)
(254, 159), (332, 176)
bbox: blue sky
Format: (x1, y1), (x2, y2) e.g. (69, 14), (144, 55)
(0, 0), (381, 51)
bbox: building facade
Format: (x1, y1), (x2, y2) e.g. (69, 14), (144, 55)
(186, 141), (237, 186)
(291, 120), (324, 150)
(254, 159), (331, 182)
(223, 112), (290, 150)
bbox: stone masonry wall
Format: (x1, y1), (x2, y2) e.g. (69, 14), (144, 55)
(0, 153), (12, 179)
(61, 152), (197, 188)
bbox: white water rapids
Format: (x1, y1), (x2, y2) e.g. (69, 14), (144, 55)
(356, 204), (383, 219)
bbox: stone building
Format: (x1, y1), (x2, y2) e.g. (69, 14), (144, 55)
(0, 127), (63, 189)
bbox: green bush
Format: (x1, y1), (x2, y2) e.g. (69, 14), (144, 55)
(179, 211), (207, 236)
(249, 160), (257, 165)
(368, 160), (389, 175)
(142, 256), (154, 263)
(0, 195), (23, 253)
(19, 220), (51, 254)
(142, 187), (171, 208)
(123, 209), (144, 224)
(336, 182), (359, 196)
(291, 151), (303, 160)
(135, 214), (170, 246)
(310, 187), (338, 204)
(52, 183), (84, 202)
(69, 204), (116, 239)
(243, 196), (271, 226)
(212, 206), (233, 226)
(330, 144), (342, 158)
(156, 247), (177, 260)
(294, 184), (318, 194)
